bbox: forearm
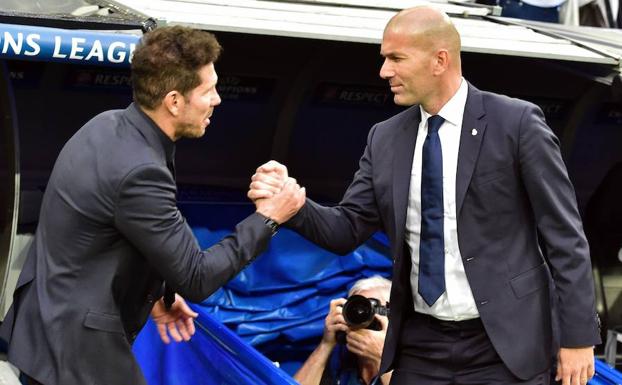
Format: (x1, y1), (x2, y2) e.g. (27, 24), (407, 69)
(176, 212), (272, 302)
(286, 198), (378, 255)
(115, 165), (273, 303)
(294, 341), (335, 385)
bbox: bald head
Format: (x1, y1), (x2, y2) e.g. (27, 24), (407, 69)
(379, 6), (463, 112)
(386, 6), (461, 58)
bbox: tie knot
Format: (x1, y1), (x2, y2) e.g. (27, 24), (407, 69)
(427, 115), (444, 134)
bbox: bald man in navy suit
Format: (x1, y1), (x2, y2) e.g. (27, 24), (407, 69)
(250, 6), (600, 385)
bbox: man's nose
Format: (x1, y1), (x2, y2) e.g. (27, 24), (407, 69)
(213, 91), (222, 106)
(379, 59), (393, 79)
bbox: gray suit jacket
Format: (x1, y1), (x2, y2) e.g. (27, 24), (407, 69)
(287, 83), (601, 379)
(0, 103), (272, 385)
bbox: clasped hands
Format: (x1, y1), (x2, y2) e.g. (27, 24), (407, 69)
(248, 160), (305, 224)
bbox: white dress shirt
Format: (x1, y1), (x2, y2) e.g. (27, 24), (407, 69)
(405, 78), (479, 321)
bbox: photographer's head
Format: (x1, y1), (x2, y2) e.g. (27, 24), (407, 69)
(348, 275), (391, 305)
(131, 26), (222, 141)
(339, 276), (392, 333)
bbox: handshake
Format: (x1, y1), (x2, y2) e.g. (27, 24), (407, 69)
(248, 160), (306, 225)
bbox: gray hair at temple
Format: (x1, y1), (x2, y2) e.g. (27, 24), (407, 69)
(348, 275), (392, 298)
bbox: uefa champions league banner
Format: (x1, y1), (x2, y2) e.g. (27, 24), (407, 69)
(0, 22), (140, 67)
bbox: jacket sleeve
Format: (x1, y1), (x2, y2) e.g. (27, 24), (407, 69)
(113, 163), (272, 302)
(286, 125), (382, 255)
(518, 104), (601, 347)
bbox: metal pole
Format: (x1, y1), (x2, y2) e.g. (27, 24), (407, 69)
(0, 59), (21, 319)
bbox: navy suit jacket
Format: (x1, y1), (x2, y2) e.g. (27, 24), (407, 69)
(0, 103), (273, 385)
(287, 83), (601, 379)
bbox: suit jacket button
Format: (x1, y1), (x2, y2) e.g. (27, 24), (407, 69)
(479, 300), (489, 306)
(465, 256), (475, 262)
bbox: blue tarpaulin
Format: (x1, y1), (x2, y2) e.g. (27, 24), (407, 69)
(592, 359), (622, 385)
(195, 228), (392, 348)
(134, 314), (299, 385)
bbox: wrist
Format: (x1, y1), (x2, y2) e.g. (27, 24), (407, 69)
(318, 339), (337, 354)
(256, 211), (280, 235)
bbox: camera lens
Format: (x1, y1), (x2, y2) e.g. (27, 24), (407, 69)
(342, 295), (374, 329)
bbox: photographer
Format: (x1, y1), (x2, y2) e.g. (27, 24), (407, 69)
(294, 276), (392, 385)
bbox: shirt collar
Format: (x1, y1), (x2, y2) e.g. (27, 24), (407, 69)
(419, 77), (468, 127)
(130, 102), (176, 166)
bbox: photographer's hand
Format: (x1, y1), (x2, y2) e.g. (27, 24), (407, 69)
(322, 298), (349, 347)
(346, 314), (388, 370)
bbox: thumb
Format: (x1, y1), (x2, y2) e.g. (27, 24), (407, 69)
(270, 161), (288, 179)
(259, 161), (288, 179)
(175, 295), (199, 318)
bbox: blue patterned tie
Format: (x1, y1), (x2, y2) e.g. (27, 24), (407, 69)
(418, 115), (445, 306)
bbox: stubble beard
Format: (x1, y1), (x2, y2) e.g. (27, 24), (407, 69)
(177, 122), (206, 139)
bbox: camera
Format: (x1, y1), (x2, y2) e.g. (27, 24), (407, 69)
(342, 294), (389, 331)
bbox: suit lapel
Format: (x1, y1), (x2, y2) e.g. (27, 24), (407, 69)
(392, 107), (421, 250)
(456, 84), (487, 215)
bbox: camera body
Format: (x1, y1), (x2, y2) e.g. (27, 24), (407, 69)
(342, 294), (389, 331)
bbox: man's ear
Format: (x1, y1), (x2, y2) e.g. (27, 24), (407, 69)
(432, 49), (449, 76)
(163, 90), (183, 117)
